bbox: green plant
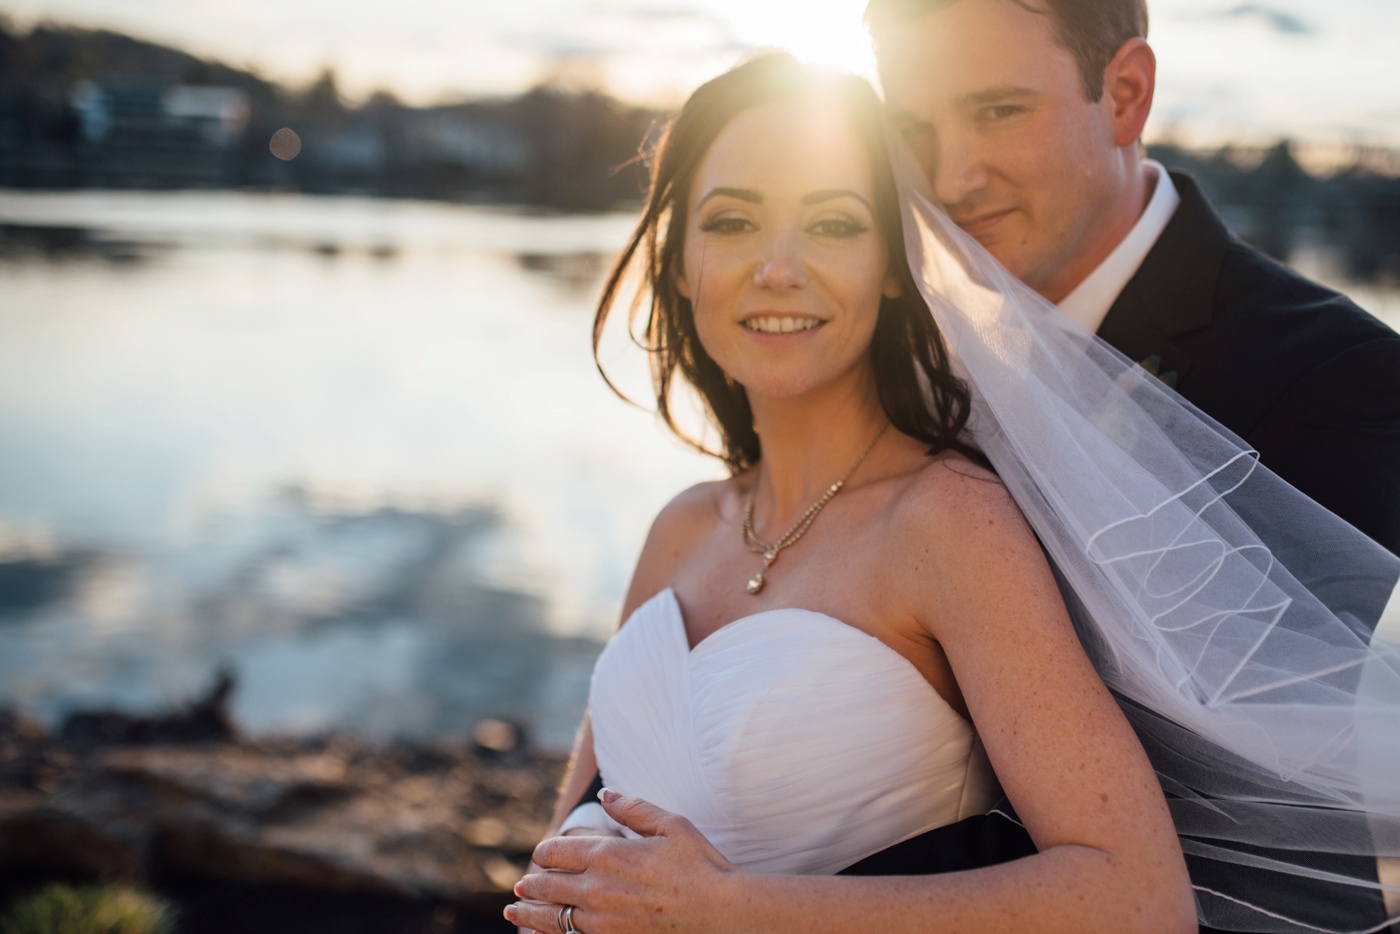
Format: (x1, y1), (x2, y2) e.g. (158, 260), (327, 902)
(0, 884), (174, 934)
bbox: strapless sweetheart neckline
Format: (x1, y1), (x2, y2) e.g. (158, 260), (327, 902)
(665, 585), (845, 653)
(588, 585), (1000, 874)
(650, 586), (964, 721)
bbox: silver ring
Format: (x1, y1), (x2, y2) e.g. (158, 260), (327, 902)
(562, 904), (581, 934)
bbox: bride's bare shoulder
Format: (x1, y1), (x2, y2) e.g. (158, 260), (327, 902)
(890, 452), (1035, 557)
(886, 452), (1059, 640)
(619, 477), (738, 622)
(649, 478), (734, 547)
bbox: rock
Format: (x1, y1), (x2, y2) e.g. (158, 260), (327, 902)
(0, 789), (151, 882)
(0, 708), (48, 743)
(471, 719), (528, 759)
(59, 669), (238, 746)
(0, 714), (565, 929)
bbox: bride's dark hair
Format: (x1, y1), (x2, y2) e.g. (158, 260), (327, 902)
(593, 52), (979, 473)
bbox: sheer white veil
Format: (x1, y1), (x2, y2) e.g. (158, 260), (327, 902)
(892, 151), (1400, 933)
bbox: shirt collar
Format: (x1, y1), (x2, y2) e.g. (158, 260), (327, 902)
(1057, 160), (1181, 334)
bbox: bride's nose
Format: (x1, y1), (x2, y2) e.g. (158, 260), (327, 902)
(752, 230), (809, 290)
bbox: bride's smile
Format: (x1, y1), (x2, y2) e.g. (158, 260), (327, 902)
(739, 313), (825, 335)
(676, 98), (902, 403)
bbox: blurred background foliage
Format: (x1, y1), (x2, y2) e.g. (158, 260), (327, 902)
(0, 884), (173, 934)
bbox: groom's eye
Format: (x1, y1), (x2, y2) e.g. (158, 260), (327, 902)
(981, 105), (1024, 122)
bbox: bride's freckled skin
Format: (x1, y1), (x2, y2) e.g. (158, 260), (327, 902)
(677, 99), (902, 405)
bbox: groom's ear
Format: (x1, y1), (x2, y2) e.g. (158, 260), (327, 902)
(1102, 37), (1156, 149)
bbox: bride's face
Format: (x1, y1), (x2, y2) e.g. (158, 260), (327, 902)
(676, 99), (901, 402)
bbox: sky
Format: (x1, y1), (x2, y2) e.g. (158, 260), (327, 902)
(4, 0), (1399, 147)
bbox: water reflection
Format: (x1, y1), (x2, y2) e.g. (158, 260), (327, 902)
(515, 251), (609, 291)
(0, 191), (721, 750)
(0, 551), (103, 614)
(0, 485), (605, 748)
(0, 222), (162, 265)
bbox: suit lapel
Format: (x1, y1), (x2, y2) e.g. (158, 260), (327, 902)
(1097, 172), (1236, 388)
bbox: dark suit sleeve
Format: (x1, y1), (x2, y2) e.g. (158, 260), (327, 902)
(837, 804), (1035, 876)
(579, 771), (605, 808)
(552, 771), (606, 826)
(1245, 335), (1400, 557)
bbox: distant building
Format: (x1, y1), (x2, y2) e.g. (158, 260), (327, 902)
(68, 80), (250, 187)
(406, 109), (528, 175)
(161, 86), (251, 146)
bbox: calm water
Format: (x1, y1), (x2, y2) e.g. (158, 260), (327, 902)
(0, 190), (1396, 749)
(0, 190), (720, 749)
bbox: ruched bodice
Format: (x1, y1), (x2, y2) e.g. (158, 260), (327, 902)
(589, 588), (1001, 875)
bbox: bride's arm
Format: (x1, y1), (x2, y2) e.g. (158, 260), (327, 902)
(540, 713), (603, 836)
(529, 480), (727, 828)
(513, 464), (1196, 934)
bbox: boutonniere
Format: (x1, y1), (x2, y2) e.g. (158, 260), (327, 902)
(1138, 354), (1178, 390)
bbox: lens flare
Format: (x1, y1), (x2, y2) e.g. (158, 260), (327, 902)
(269, 127), (302, 161)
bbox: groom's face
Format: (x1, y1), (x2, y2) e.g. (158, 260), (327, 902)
(877, 0), (1126, 303)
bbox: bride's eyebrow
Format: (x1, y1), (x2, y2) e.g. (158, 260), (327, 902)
(695, 188), (872, 211)
(802, 189), (873, 211)
(698, 187), (760, 208)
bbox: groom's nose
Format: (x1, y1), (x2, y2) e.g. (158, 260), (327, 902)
(922, 132), (990, 209)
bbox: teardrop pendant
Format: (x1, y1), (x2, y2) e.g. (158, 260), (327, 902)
(746, 570), (766, 595)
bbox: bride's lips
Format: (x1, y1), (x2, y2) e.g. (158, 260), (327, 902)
(951, 208), (1014, 240)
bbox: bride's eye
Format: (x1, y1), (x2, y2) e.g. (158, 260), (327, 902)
(810, 217), (870, 239)
(698, 215), (753, 235)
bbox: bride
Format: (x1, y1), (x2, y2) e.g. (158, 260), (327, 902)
(509, 54), (1400, 934)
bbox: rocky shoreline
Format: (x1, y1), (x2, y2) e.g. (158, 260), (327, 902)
(0, 678), (565, 933)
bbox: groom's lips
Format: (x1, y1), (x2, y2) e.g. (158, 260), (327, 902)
(951, 209), (1013, 239)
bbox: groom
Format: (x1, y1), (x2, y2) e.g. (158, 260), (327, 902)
(869, 0), (1400, 558)
(853, 0), (1400, 929)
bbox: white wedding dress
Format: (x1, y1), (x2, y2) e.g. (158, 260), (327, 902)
(588, 587), (1002, 875)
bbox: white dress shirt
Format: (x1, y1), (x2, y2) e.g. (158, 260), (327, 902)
(1057, 160), (1181, 334)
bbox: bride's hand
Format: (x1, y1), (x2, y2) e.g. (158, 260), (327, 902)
(514, 825), (624, 934)
(507, 790), (736, 934)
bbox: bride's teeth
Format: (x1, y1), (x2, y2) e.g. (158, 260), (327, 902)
(746, 316), (819, 333)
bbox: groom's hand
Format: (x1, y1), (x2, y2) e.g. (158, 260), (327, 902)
(507, 790), (737, 934)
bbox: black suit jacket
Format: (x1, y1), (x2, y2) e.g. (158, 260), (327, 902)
(1099, 172), (1400, 556)
(840, 173), (1400, 932)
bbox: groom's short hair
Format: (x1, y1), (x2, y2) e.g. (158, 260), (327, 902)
(864, 0), (1148, 101)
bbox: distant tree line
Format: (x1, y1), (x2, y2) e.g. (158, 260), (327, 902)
(0, 18), (1397, 280)
(1150, 141), (1400, 283)
(0, 18), (661, 210)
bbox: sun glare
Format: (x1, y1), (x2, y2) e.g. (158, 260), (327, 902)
(721, 1), (878, 82)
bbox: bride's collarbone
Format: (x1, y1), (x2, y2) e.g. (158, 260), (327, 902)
(676, 505), (900, 633)
(673, 545), (868, 634)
